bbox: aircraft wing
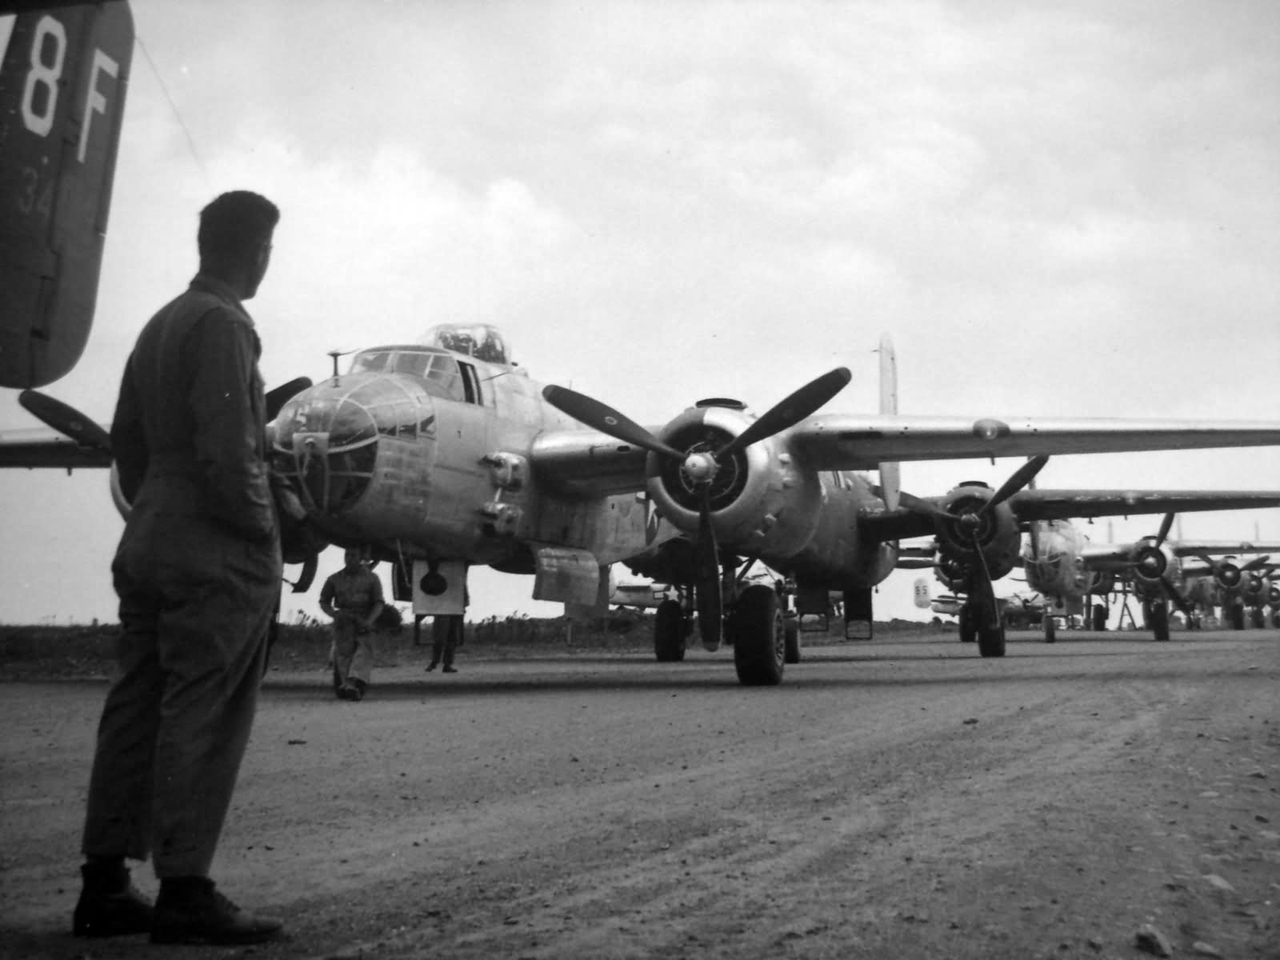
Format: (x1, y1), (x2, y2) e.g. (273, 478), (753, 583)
(0, 426), (112, 469)
(1168, 540), (1280, 558)
(790, 414), (1280, 469)
(529, 428), (650, 497)
(860, 489), (1280, 545)
(1005, 489), (1280, 522)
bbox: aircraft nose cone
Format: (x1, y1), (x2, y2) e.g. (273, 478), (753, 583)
(274, 394), (378, 515)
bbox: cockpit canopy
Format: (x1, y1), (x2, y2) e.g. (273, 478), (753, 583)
(421, 323), (510, 364)
(345, 346), (471, 403)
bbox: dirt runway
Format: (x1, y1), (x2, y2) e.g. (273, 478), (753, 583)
(1, 630), (1277, 959)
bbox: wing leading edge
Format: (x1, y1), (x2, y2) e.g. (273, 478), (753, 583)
(791, 415), (1280, 470)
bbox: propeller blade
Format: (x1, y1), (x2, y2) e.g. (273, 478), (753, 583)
(266, 377), (313, 421)
(983, 455), (1049, 513)
(713, 367), (851, 461)
(1160, 577), (1191, 616)
(896, 489), (959, 521)
(542, 385), (685, 461)
(970, 546), (1001, 630)
(1154, 512), (1176, 548)
(1028, 522), (1042, 561)
(694, 487), (723, 650)
(1243, 555), (1271, 571)
(18, 389), (112, 453)
(288, 554), (319, 593)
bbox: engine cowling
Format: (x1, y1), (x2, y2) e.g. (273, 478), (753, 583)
(929, 481), (1021, 583)
(1240, 570), (1266, 600)
(644, 401), (823, 561)
(1212, 561), (1242, 590)
(1129, 538), (1175, 585)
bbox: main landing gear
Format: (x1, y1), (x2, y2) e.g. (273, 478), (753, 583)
(651, 578), (793, 686)
(957, 592), (1006, 658)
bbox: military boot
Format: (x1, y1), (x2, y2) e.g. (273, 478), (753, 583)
(150, 877), (283, 945)
(72, 858), (154, 937)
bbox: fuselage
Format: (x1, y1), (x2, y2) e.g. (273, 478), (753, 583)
(271, 337), (655, 570)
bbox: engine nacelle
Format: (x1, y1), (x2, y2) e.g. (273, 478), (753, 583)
(1240, 570), (1266, 600)
(1212, 561), (1242, 590)
(929, 482), (1021, 583)
(1130, 539), (1175, 585)
(1267, 581), (1280, 605)
(644, 401), (823, 561)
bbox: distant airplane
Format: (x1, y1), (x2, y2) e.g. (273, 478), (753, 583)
(1179, 552), (1278, 630)
(11, 326), (1280, 686)
(610, 580), (677, 610)
(1021, 512), (1280, 641)
(0, 1), (133, 388)
(925, 589), (1046, 630)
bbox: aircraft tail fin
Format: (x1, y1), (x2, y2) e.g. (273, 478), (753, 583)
(877, 333), (900, 510)
(0, 2), (134, 388)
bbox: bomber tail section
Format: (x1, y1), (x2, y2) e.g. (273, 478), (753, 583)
(0, 2), (134, 388)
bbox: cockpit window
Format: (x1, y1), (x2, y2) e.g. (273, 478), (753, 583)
(346, 346), (478, 405)
(391, 351), (431, 378)
(421, 354), (464, 402)
(349, 351), (391, 374)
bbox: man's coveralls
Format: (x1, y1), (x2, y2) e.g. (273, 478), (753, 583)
(81, 275), (282, 879)
(320, 567), (384, 688)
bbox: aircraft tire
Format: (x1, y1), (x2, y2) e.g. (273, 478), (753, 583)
(783, 615), (801, 664)
(1250, 607), (1265, 629)
(977, 620), (1006, 658)
(1092, 603), (1107, 631)
(1151, 603), (1170, 642)
(1044, 617), (1056, 644)
(732, 585), (785, 686)
(958, 605), (976, 644)
(654, 599), (686, 662)
(1229, 602), (1245, 631)
(332, 666), (343, 696)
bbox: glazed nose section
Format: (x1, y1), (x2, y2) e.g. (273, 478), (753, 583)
(275, 393), (378, 515)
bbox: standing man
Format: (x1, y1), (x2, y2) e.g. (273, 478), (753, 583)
(427, 587), (468, 673)
(73, 192), (285, 945)
(319, 547), (386, 700)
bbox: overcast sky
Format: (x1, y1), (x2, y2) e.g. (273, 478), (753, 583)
(2, 0), (1278, 626)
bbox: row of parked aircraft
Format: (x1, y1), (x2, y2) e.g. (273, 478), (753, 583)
(3, 2), (1279, 687)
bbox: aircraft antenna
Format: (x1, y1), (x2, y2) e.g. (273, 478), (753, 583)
(136, 35), (212, 188)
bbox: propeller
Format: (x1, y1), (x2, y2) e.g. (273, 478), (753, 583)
(1158, 576), (1192, 616)
(984, 455), (1049, 515)
(266, 377), (313, 420)
(711, 367), (852, 461)
(916, 455), (1049, 631)
(693, 487), (723, 648)
(544, 368), (852, 646)
(19, 389), (112, 453)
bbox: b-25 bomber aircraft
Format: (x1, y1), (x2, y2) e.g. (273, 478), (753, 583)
(11, 324), (1280, 686)
(1020, 512), (1280, 641)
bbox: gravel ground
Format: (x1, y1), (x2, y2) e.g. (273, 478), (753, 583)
(1, 628), (1277, 959)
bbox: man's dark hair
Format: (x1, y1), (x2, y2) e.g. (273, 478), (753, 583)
(197, 191), (279, 273)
